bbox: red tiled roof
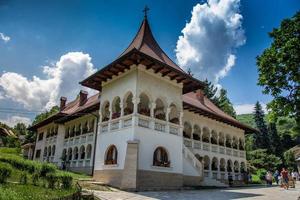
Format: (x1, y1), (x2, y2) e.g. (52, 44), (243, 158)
(28, 93), (100, 131)
(183, 92), (257, 133)
(120, 17), (184, 72)
(61, 93), (100, 115)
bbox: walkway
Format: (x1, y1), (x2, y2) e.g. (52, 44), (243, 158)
(93, 182), (300, 200)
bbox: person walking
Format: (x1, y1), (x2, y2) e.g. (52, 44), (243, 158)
(281, 168), (289, 190)
(274, 170), (280, 185)
(266, 171), (273, 186)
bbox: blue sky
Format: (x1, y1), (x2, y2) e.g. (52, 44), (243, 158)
(0, 0), (299, 126)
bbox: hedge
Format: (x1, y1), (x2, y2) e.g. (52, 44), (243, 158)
(0, 162), (12, 183)
(0, 154), (57, 177)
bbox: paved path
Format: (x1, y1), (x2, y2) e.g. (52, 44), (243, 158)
(93, 182), (300, 200)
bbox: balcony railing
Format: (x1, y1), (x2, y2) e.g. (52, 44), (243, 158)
(100, 114), (180, 137)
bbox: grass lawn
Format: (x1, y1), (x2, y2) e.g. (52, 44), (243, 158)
(0, 147), (91, 200)
(0, 183), (76, 200)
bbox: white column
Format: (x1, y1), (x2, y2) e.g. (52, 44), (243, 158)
(166, 107), (171, 133)
(120, 102), (124, 128)
(150, 102), (156, 129)
(132, 97), (140, 126)
(179, 111), (184, 137)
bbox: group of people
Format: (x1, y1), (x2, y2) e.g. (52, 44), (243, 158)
(267, 168), (299, 189)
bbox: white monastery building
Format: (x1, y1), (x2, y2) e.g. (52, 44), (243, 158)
(29, 14), (256, 191)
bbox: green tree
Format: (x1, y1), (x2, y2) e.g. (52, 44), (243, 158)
(32, 106), (59, 125)
(202, 79), (218, 104)
(268, 123), (282, 156)
(217, 89), (236, 118)
(283, 150), (297, 170)
(253, 102), (270, 149)
(248, 149), (282, 172)
(13, 123), (27, 136)
(256, 12), (300, 129)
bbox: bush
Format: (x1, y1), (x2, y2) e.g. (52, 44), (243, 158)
(32, 172), (40, 186)
(40, 163), (56, 177)
(0, 147), (21, 155)
(57, 172), (73, 189)
(256, 168), (267, 181)
(19, 171), (28, 185)
(45, 173), (59, 189)
(0, 162), (12, 183)
(0, 154), (41, 173)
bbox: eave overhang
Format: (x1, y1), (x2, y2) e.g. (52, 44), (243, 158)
(80, 48), (204, 94)
(183, 102), (258, 134)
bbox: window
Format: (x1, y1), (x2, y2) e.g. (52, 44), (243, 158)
(35, 149), (41, 158)
(38, 132), (44, 141)
(153, 147), (170, 167)
(105, 145), (118, 165)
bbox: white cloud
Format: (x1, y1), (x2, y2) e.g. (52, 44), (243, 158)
(0, 32), (10, 43)
(175, 0), (245, 84)
(0, 116), (32, 127)
(234, 103), (267, 115)
(0, 52), (97, 110)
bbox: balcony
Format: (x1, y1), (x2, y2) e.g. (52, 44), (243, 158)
(100, 114), (180, 136)
(183, 139), (245, 159)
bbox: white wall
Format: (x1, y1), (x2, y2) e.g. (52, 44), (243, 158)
(134, 126), (183, 174)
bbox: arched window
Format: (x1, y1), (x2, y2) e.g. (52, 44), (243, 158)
(123, 92), (133, 115)
(232, 136), (238, 149)
(168, 103), (179, 124)
(240, 162), (246, 173)
(183, 122), (192, 139)
(203, 155), (210, 170)
(193, 125), (201, 140)
(227, 160), (233, 172)
(105, 145), (118, 165)
(73, 147), (79, 160)
(62, 149), (67, 160)
(226, 135), (232, 148)
(76, 124), (81, 136)
(79, 145), (85, 160)
(212, 157), (218, 171)
(70, 126), (75, 137)
(48, 146), (51, 157)
(234, 161), (239, 172)
(211, 130), (218, 144)
(89, 119), (94, 132)
(44, 147), (47, 157)
(86, 144), (92, 159)
(153, 147), (170, 167)
(52, 145), (55, 156)
(112, 97), (121, 119)
(220, 158), (226, 171)
(101, 101), (110, 122)
(138, 93), (150, 116)
(202, 127), (210, 143)
(154, 98), (166, 120)
(65, 127), (69, 138)
(195, 154), (202, 162)
(219, 132), (225, 146)
(239, 138), (244, 150)
(54, 126), (58, 136)
(68, 148), (72, 161)
(82, 121), (88, 134)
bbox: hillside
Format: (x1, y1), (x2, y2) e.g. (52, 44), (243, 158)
(237, 114), (256, 128)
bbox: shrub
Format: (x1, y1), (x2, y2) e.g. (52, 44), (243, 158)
(45, 173), (59, 189)
(19, 171), (28, 185)
(0, 154), (41, 173)
(32, 172), (40, 186)
(40, 163), (56, 177)
(256, 168), (267, 181)
(0, 147), (21, 155)
(57, 172), (73, 189)
(0, 162), (12, 183)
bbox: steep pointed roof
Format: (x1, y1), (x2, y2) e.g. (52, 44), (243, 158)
(80, 15), (204, 93)
(120, 17), (184, 72)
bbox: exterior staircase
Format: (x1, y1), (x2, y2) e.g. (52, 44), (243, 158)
(182, 145), (203, 177)
(183, 144), (228, 187)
